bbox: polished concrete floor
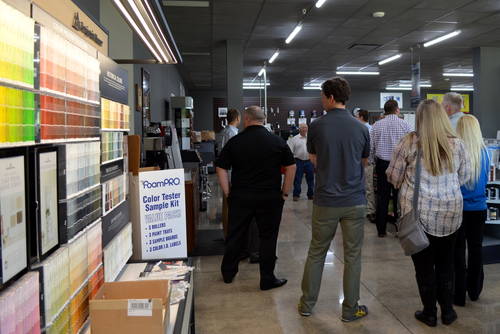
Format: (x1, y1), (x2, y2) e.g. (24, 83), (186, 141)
(193, 192), (500, 333)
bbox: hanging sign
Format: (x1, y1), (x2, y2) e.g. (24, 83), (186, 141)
(138, 169), (187, 259)
(411, 62), (421, 108)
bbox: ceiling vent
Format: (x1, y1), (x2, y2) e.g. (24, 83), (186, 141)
(348, 43), (380, 51)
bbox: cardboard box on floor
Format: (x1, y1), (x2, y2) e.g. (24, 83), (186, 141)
(90, 280), (170, 334)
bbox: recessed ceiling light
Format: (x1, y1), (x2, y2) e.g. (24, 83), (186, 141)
(315, 0), (327, 8)
(386, 87), (412, 91)
(378, 54), (402, 65)
(286, 24), (302, 44)
(269, 51), (280, 64)
(443, 72), (474, 77)
(303, 85), (322, 90)
(423, 30), (461, 47)
(372, 12), (385, 18)
(336, 71), (379, 75)
(450, 86), (474, 91)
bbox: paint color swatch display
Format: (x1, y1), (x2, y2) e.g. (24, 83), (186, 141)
(88, 266), (104, 300)
(0, 86), (35, 144)
(101, 131), (123, 163)
(0, 271), (40, 334)
(39, 26), (100, 102)
(40, 96), (100, 141)
(34, 246), (70, 327)
(101, 98), (130, 130)
(86, 220), (102, 274)
(46, 305), (69, 334)
(61, 187), (101, 242)
(62, 142), (100, 197)
(68, 231), (88, 295)
(103, 223), (132, 282)
(0, 1), (34, 87)
(69, 282), (89, 334)
(102, 173), (126, 215)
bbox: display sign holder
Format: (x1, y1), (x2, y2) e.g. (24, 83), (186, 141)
(131, 168), (187, 260)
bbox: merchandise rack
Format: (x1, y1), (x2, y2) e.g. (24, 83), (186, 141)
(484, 139), (500, 263)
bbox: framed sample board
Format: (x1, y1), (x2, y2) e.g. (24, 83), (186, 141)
(0, 149), (28, 285)
(28, 146), (59, 263)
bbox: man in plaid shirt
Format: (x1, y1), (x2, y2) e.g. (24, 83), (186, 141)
(370, 100), (412, 237)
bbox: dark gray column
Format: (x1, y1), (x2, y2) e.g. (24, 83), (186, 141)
(473, 47), (500, 138)
(226, 40), (243, 111)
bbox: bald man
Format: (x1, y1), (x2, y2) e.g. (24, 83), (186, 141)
(288, 123), (315, 201)
(216, 106), (296, 290)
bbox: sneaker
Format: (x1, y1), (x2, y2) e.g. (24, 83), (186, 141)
(341, 305), (368, 322)
(297, 305), (311, 317)
(293, 197), (299, 202)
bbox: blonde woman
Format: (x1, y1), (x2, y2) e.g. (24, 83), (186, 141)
(386, 100), (471, 327)
(454, 115), (490, 306)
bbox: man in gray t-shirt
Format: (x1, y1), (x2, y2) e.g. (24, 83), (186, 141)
(299, 77), (370, 323)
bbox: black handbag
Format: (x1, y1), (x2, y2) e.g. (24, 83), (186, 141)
(396, 149), (430, 256)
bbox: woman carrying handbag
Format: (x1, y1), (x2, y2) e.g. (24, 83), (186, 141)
(386, 99), (471, 327)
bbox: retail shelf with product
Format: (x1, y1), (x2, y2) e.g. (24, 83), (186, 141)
(484, 138), (500, 263)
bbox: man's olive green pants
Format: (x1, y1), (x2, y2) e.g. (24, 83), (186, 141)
(300, 204), (366, 318)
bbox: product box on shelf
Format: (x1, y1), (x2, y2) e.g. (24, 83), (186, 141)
(89, 279), (170, 334)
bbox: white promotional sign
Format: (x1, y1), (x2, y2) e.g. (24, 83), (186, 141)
(138, 169), (187, 259)
(380, 92), (403, 109)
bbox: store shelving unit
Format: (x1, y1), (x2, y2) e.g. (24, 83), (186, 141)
(0, 1), (132, 333)
(484, 139), (500, 264)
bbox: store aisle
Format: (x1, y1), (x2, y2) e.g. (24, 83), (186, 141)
(193, 197), (500, 334)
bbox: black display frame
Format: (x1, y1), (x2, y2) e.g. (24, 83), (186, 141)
(28, 145), (60, 264)
(0, 148), (29, 289)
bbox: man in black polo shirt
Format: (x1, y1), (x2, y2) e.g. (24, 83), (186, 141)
(216, 105), (296, 290)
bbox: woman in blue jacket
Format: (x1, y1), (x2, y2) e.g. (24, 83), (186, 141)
(454, 115), (490, 306)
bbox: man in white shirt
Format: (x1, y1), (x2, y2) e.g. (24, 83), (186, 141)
(442, 92), (464, 130)
(288, 123), (314, 201)
(356, 109), (375, 221)
(221, 109), (240, 148)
